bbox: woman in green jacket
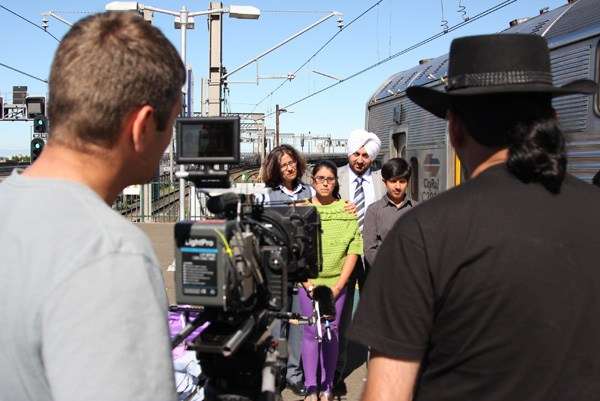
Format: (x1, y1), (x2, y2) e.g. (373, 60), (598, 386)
(300, 160), (362, 401)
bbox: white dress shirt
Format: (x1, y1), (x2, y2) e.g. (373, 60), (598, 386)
(347, 165), (376, 209)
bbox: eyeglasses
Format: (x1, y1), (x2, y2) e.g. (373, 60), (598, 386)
(279, 160), (296, 171)
(313, 176), (336, 184)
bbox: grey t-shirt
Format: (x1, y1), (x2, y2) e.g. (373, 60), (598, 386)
(0, 170), (177, 401)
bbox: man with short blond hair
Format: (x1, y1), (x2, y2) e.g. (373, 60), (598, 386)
(0, 12), (185, 401)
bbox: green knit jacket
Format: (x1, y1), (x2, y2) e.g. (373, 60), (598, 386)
(313, 200), (363, 287)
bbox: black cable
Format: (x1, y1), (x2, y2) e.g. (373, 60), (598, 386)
(266, 0), (518, 117)
(252, 0), (385, 111)
(441, 0), (449, 32)
(0, 62), (48, 83)
(0, 4), (61, 42)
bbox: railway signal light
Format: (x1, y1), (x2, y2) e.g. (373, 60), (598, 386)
(33, 116), (48, 133)
(30, 137), (45, 162)
(25, 97), (45, 119)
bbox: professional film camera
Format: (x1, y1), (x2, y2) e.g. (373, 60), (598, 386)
(172, 117), (327, 401)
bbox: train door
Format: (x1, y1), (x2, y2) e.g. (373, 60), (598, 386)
(441, 120), (465, 189)
(447, 144), (464, 188)
(454, 155), (463, 186)
(410, 156), (419, 201)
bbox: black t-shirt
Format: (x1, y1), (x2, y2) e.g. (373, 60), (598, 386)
(349, 164), (600, 401)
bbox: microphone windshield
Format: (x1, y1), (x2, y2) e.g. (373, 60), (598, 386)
(312, 285), (335, 321)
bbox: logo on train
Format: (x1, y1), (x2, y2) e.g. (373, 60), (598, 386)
(423, 154), (440, 177)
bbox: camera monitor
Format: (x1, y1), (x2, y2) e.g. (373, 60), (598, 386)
(176, 116), (240, 164)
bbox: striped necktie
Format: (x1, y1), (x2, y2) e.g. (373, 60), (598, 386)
(354, 176), (365, 232)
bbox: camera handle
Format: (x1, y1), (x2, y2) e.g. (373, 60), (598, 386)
(176, 166), (231, 189)
(171, 308), (208, 350)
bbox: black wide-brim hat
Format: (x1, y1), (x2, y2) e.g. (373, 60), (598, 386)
(407, 34), (598, 119)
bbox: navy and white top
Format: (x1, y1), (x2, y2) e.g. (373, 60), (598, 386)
(264, 182), (314, 205)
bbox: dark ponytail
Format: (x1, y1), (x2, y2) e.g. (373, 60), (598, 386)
(311, 160), (341, 200)
(506, 117), (565, 194)
(452, 94), (565, 193)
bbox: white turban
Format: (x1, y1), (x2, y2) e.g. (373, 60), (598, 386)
(347, 129), (381, 159)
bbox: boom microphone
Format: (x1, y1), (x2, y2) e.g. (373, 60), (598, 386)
(312, 285), (335, 321)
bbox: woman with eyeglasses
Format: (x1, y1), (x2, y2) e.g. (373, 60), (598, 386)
(300, 160), (362, 401)
(261, 144), (313, 205)
(260, 144), (314, 396)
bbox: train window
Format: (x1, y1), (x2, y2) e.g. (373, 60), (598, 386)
(372, 158), (382, 170)
(391, 132), (407, 159)
(410, 157), (419, 201)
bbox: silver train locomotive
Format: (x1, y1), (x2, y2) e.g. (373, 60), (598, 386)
(367, 0), (600, 201)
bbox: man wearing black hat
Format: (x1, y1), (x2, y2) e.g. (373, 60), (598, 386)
(349, 34), (600, 401)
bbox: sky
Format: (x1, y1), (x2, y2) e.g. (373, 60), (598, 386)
(0, 0), (568, 157)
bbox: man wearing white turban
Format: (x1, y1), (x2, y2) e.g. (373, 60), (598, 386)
(334, 128), (385, 395)
(338, 129), (385, 203)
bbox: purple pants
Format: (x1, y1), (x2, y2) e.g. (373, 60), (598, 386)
(299, 287), (346, 393)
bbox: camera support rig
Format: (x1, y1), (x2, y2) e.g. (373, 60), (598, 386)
(171, 195), (322, 401)
(171, 306), (316, 401)
(172, 116), (327, 401)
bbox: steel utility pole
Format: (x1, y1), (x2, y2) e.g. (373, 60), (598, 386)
(275, 104), (280, 147)
(189, 1), (224, 220)
(208, 1), (223, 116)
(177, 5), (192, 220)
(275, 104), (287, 147)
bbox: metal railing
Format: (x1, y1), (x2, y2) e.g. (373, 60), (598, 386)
(113, 173), (187, 222)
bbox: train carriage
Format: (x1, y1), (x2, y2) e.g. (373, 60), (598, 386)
(367, 0), (600, 201)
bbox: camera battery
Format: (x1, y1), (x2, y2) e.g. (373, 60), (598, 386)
(175, 221), (228, 307)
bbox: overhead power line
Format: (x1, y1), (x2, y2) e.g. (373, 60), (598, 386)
(268, 0), (517, 117)
(0, 62), (48, 84)
(0, 4), (60, 42)
(43, 10), (95, 14)
(252, 0), (385, 111)
(262, 10), (337, 14)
